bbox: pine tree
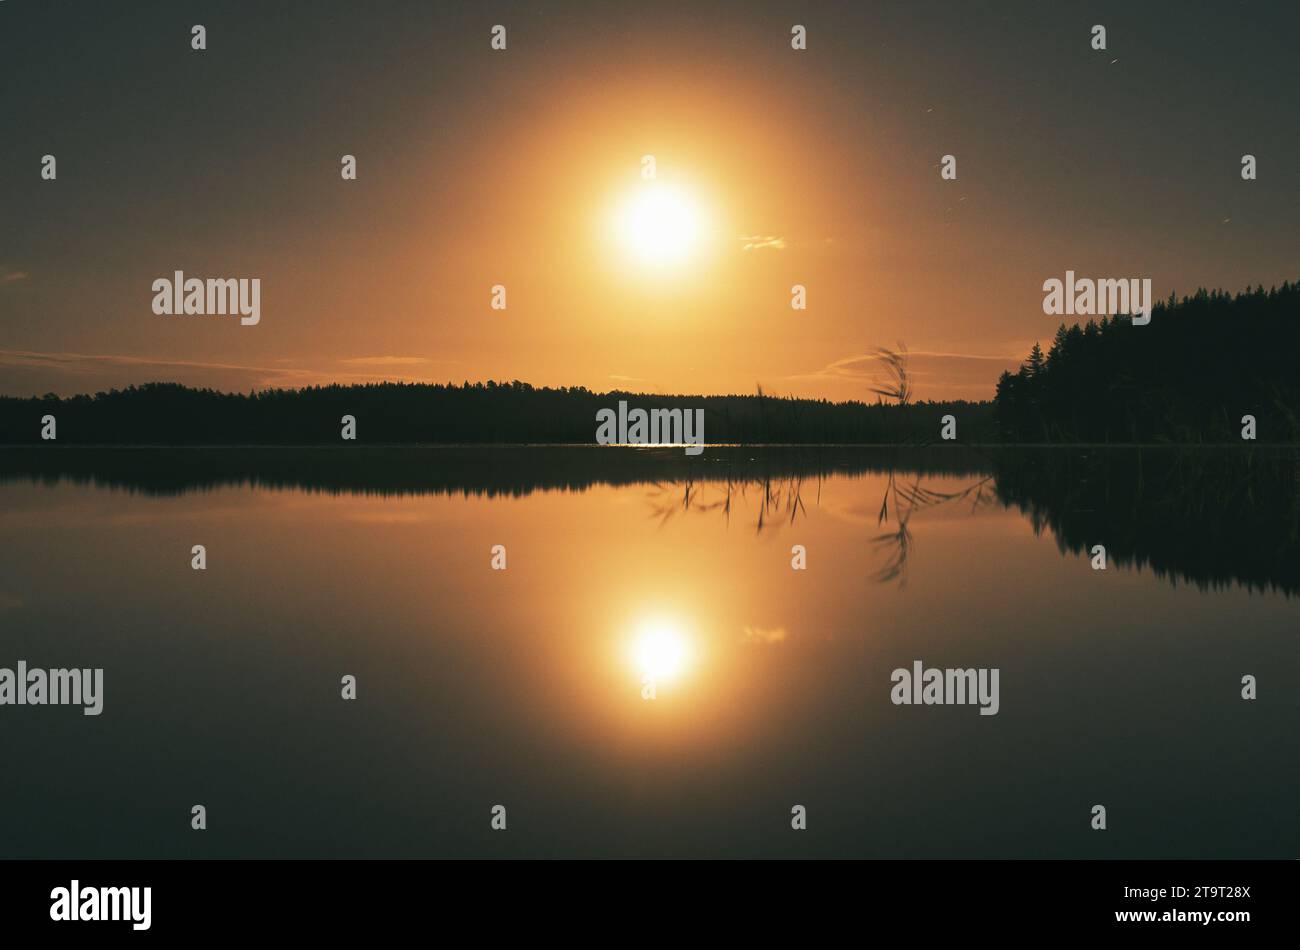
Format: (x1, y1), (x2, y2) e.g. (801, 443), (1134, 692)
(1025, 342), (1045, 377)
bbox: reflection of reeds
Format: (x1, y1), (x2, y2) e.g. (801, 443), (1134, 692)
(643, 455), (994, 589)
(871, 470), (995, 587)
(645, 469), (811, 533)
(871, 501), (913, 586)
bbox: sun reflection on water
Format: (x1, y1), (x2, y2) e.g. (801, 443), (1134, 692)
(628, 617), (693, 686)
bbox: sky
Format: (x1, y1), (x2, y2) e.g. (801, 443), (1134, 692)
(1, 0), (1297, 401)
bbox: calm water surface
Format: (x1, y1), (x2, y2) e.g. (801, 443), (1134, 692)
(1, 446), (1296, 857)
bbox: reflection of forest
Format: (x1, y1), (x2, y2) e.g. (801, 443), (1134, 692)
(992, 447), (1300, 597)
(0, 445), (992, 497)
(4, 444), (1296, 596)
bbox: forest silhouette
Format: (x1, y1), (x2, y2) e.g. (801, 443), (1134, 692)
(0, 381), (990, 445)
(995, 282), (1300, 443)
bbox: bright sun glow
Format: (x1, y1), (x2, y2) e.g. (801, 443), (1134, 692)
(630, 619), (692, 683)
(612, 183), (705, 268)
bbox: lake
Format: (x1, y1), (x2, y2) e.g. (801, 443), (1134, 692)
(1, 445), (1296, 858)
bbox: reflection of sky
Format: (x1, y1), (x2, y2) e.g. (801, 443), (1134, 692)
(1, 474), (1296, 858)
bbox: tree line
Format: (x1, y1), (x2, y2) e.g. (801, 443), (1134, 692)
(994, 282), (1300, 443)
(0, 381), (994, 445)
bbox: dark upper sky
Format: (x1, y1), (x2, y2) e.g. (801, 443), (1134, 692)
(2, 0), (1297, 399)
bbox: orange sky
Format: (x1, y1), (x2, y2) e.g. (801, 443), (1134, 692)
(2, 2), (1296, 401)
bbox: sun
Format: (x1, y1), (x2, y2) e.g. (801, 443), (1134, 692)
(611, 183), (706, 268)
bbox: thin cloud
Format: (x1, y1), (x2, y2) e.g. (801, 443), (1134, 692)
(787, 349), (1025, 401)
(740, 235), (787, 251)
(0, 267), (30, 285)
(743, 625), (788, 645)
(338, 356), (435, 366)
(800, 350), (1021, 380)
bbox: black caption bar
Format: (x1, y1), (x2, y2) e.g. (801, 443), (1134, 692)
(0, 859), (1292, 938)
